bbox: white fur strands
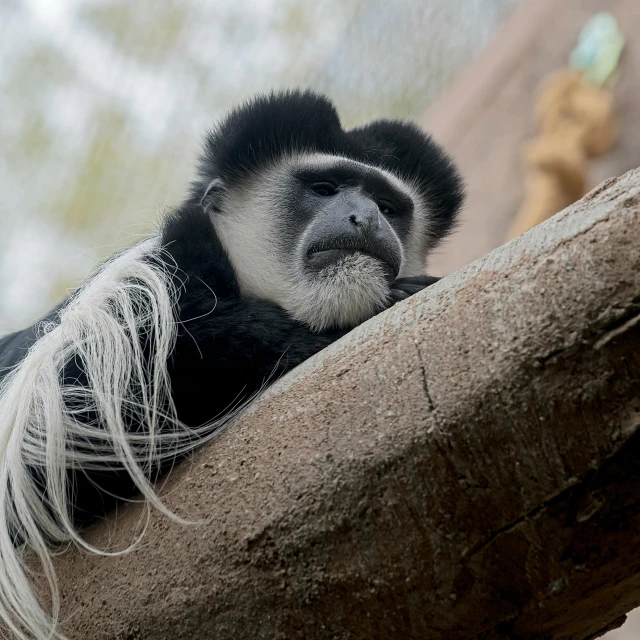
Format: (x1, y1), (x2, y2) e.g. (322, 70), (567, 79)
(288, 253), (391, 332)
(0, 238), (187, 640)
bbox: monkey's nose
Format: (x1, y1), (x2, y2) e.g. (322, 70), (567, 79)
(348, 209), (379, 231)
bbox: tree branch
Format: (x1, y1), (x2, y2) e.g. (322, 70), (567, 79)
(50, 169), (640, 640)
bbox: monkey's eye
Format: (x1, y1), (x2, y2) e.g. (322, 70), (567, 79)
(379, 203), (397, 216)
(311, 182), (338, 197)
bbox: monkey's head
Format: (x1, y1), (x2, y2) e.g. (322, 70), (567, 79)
(194, 90), (464, 332)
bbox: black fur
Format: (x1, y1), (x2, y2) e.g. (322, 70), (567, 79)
(0, 90), (464, 530)
(161, 205), (346, 429)
(348, 120), (464, 244)
(193, 89), (464, 242)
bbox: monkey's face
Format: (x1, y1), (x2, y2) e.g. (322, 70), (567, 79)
(291, 156), (409, 280)
(210, 154), (432, 332)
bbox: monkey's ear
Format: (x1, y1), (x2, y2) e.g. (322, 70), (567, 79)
(201, 177), (227, 214)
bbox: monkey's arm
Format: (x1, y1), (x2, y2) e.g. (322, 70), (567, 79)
(169, 274), (441, 427)
(169, 293), (347, 428)
(389, 274), (440, 303)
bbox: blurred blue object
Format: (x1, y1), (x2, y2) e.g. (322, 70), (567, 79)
(570, 12), (625, 87)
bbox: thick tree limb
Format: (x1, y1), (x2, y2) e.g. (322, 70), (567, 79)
(51, 169), (640, 639)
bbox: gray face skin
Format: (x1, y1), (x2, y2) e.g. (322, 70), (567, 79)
(209, 153), (432, 332)
(287, 160), (413, 283)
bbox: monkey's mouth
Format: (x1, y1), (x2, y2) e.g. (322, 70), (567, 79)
(306, 245), (398, 281)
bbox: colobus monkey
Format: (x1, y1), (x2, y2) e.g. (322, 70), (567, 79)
(0, 90), (463, 639)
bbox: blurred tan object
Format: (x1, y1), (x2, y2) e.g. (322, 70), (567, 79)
(507, 11), (625, 240)
(422, 0), (640, 279)
(507, 69), (617, 239)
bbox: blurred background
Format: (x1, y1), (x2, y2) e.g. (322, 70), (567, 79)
(0, 0), (521, 331)
(1, 1), (639, 635)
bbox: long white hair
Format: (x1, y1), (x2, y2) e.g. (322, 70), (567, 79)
(0, 238), (218, 639)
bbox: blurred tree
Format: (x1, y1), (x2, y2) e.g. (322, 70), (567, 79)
(0, 0), (520, 330)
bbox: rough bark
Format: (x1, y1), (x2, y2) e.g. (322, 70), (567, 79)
(50, 169), (640, 639)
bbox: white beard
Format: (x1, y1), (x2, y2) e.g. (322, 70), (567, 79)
(285, 252), (391, 332)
